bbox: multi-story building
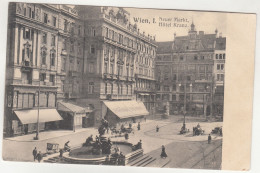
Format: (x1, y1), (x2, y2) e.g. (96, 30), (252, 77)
(213, 33), (226, 116)
(74, 6), (156, 125)
(4, 3), (93, 136)
(5, 3), (63, 136)
(155, 22), (225, 117)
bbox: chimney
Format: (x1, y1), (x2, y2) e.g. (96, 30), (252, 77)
(219, 32), (222, 38)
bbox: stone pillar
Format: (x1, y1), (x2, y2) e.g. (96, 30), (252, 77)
(13, 25), (19, 65)
(33, 29), (37, 66)
(19, 27), (24, 64)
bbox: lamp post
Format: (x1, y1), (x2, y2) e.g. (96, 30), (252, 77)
(179, 83), (186, 125)
(35, 75), (41, 140)
(35, 69), (46, 140)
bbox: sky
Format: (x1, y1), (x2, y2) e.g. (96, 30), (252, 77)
(69, 5), (227, 42)
(125, 7), (227, 42)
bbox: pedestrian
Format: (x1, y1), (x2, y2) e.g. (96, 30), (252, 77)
(59, 149), (64, 157)
(64, 141), (71, 152)
(208, 134), (212, 144)
(32, 147), (37, 161)
(137, 122), (141, 131)
(36, 151), (43, 163)
(160, 145), (167, 158)
(125, 133), (129, 140)
(156, 125), (159, 132)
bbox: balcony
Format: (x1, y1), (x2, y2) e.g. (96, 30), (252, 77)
(135, 74), (155, 81)
(21, 60), (32, 72)
(135, 87), (156, 93)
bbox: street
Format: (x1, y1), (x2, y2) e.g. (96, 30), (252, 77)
(2, 115), (222, 169)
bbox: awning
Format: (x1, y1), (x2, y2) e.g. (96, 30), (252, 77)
(57, 101), (87, 113)
(103, 100), (149, 119)
(14, 109), (63, 124)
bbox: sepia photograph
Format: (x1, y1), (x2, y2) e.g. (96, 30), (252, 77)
(0, 1), (257, 172)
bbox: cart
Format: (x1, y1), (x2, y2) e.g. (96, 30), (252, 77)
(46, 143), (59, 154)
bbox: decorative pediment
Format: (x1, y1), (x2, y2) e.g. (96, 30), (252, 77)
(24, 41), (31, 48)
(50, 47), (56, 53)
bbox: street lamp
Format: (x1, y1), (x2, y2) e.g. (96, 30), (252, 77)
(34, 69), (46, 140)
(179, 83), (187, 125)
(34, 76), (41, 140)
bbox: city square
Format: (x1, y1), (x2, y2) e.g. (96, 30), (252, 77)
(3, 115), (222, 169)
(3, 2), (225, 170)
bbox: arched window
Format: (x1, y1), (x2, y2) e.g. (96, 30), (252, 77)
(51, 52), (55, 66)
(216, 54), (218, 59)
(223, 53), (226, 59)
(41, 47), (47, 65)
(219, 54), (222, 59)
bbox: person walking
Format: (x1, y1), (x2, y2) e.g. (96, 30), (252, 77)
(137, 122), (141, 131)
(32, 147), (37, 161)
(208, 134), (212, 144)
(36, 151), (43, 163)
(156, 125), (159, 132)
(160, 145), (167, 158)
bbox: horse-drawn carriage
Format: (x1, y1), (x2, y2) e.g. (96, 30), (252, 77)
(211, 126), (222, 135)
(193, 126), (204, 136)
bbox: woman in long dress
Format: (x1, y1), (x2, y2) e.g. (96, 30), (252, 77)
(160, 145), (167, 158)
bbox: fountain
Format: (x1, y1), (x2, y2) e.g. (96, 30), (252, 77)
(61, 119), (142, 165)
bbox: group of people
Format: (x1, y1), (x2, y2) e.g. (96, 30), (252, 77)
(104, 148), (125, 165)
(32, 147), (43, 163)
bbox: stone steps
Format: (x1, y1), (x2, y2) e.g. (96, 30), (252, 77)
(127, 154), (156, 167)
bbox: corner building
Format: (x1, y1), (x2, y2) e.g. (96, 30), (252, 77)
(73, 6), (157, 125)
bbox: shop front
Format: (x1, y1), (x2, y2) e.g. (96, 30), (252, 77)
(57, 101), (92, 131)
(12, 109), (63, 136)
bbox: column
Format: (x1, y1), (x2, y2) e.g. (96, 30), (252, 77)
(33, 29), (37, 66)
(19, 27), (24, 64)
(13, 25), (19, 65)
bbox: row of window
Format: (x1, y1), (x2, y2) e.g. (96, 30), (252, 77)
(136, 79), (154, 89)
(215, 53), (226, 60)
(63, 19), (82, 36)
(216, 64), (224, 70)
(62, 39), (82, 55)
(12, 92), (56, 109)
(42, 33), (56, 46)
(40, 48), (56, 66)
(39, 73), (55, 83)
(158, 65), (213, 74)
(88, 82), (133, 95)
(22, 27), (56, 47)
(217, 74), (224, 81)
(158, 73), (213, 81)
(158, 54), (214, 61)
(104, 27), (155, 55)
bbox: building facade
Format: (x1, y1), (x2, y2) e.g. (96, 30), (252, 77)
(4, 3), (157, 135)
(155, 23), (226, 117)
(5, 3), (63, 136)
(75, 6), (157, 125)
(4, 3), (91, 136)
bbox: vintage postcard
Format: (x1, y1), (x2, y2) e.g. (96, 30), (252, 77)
(1, 1), (256, 172)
